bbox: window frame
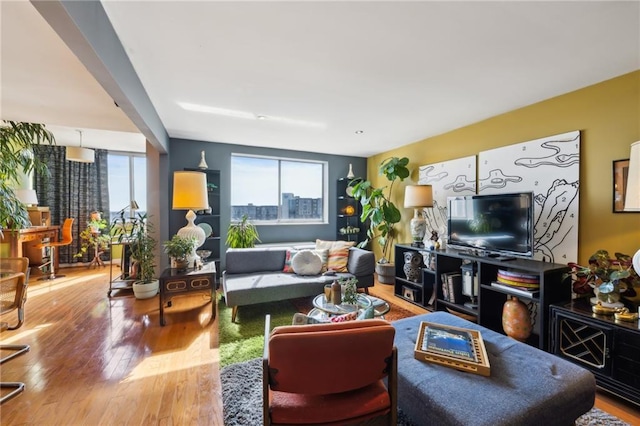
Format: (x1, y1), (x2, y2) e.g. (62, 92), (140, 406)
(230, 153), (328, 225)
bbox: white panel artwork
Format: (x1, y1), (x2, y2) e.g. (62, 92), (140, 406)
(418, 156), (476, 241)
(478, 130), (580, 263)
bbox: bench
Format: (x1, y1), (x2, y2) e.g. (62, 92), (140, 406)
(392, 312), (596, 426)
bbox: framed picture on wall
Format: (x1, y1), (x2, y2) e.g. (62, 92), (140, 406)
(613, 159), (630, 212)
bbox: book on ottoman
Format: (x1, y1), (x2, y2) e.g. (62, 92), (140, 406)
(414, 321), (491, 376)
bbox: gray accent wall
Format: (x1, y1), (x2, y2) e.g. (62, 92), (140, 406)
(168, 138), (367, 270)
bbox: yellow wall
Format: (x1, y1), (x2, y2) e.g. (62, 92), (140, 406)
(368, 70), (640, 265)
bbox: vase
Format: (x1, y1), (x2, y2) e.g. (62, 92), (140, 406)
(198, 150), (208, 169)
(346, 163), (355, 179)
(502, 296), (532, 342)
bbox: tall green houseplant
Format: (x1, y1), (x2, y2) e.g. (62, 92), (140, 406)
(350, 156), (410, 263)
(0, 121), (55, 235)
(226, 214), (261, 248)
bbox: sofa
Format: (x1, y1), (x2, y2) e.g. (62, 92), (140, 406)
(222, 242), (375, 322)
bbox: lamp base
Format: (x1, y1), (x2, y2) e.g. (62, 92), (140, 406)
(410, 214), (427, 249)
(177, 210), (206, 264)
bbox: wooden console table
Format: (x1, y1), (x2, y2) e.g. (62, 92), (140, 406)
(158, 262), (216, 326)
(0, 226), (60, 272)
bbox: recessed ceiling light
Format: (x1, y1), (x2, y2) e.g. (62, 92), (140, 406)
(257, 115), (267, 120)
(355, 130), (364, 134)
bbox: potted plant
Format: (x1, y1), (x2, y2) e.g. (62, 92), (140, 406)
(163, 234), (197, 270)
(564, 250), (639, 305)
(0, 121), (55, 236)
(127, 213), (159, 299)
(75, 211), (111, 263)
(351, 156), (410, 284)
(226, 214), (261, 248)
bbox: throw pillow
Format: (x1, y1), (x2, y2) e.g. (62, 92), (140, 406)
(283, 249), (300, 273)
(315, 239), (355, 272)
(291, 250), (323, 275)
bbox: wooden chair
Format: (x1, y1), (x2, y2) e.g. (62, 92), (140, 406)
(0, 257), (30, 404)
(35, 217), (74, 280)
(262, 315), (397, 426)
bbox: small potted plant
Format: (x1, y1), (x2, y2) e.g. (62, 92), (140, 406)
(75, 211), (110, 264)
(163, 234), (197, 270)
(563, 250), (638, 305)
(226, 214), (261, 248)
(340, 277), (359, 305)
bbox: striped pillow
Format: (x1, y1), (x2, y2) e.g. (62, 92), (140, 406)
(315, 240), (355, 272)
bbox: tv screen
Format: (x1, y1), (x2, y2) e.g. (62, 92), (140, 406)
(447, 192), (534, 258)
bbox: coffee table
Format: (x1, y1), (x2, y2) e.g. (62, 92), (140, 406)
(310, 294), (390, 319)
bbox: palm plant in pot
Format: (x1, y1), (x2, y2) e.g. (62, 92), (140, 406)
(128, 213), (159, 299)
(163, 234), (197, 270)
(350, 156), (410, 284)
(226, 214), (261, 248)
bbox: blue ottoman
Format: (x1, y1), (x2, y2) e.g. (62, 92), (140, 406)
(393, 312), (596, 426)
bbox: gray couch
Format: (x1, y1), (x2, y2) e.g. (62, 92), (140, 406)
(222, 245), (375, 322)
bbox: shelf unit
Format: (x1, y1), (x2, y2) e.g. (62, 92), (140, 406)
(108, 240), (134, 297)
(336, 178), (365, 244)
(185, 168), (221, 278)
(394, 244), (571, 351)
(551, 300), (640, 406)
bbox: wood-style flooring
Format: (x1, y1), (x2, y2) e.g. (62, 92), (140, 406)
(1, 266), (639, 425)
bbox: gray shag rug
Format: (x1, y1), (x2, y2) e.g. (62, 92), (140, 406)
(221, 357), (630, 426)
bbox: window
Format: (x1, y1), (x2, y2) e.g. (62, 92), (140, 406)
(230, 154), (327, 223)
(108, 153), (146, 222)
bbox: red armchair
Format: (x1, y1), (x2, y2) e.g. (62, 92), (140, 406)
(262, 315), (397, 425)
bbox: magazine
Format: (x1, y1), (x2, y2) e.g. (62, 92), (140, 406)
(420, 324), (477, 362)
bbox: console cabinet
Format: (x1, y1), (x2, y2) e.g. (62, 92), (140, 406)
(550, 301), (640, 406)
(394, 244), (571, 350)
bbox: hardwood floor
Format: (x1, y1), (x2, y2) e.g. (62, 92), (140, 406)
(1, 266), (639, 425)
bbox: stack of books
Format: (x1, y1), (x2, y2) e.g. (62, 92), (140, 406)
(440, 272), (463, 303)
(491, 269), (540, 298)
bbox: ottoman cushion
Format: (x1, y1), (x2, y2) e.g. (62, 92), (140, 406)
(393, 312), (596, 426)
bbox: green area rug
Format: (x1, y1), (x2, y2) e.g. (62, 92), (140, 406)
(218, 296), (299, 368)
(218, 293), (416, 368)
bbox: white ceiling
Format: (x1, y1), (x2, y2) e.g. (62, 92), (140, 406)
(2, 1), (639, 157)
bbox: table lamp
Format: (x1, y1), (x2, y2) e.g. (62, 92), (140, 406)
(15, 189), (38, 206)
(172, 171), (209, 264)
(404, 185), (433, 247)
(624, 141), (640, 276)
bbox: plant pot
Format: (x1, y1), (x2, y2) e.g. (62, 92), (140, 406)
(171, 257), (190, 271)
(376, 262), (395, 285)
(132, 279), (159, 300)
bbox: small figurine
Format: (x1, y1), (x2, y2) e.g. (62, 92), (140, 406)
(430, 231), (440, 249)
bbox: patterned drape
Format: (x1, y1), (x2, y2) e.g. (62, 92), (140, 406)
(33, 146), (110, 264)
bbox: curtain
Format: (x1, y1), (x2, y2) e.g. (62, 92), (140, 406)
(33, 146), (110, 264)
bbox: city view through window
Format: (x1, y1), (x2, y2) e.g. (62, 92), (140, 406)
(107, 154), (146, 223)
(231, 155), (326, 222)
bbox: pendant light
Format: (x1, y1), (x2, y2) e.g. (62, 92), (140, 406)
(66, 130), (95, 163)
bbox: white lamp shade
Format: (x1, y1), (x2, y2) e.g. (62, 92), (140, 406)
(624, 140), (640, 211)
(172, 171), (209, 210)
(66, 146), (95, 163)
(15, 189), (38, 205)
(404, 185), (434, 208)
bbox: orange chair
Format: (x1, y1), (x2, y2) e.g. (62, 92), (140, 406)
(262, 315), (397, 426)
(0, 257), (30, 404)
(36, 218), (74, 280)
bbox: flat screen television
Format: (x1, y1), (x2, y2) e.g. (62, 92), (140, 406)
(447, 192), (534, 259)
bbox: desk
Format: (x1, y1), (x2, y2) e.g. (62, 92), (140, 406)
(159, 262), (216, 326)
(0, 226), (60, 272)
